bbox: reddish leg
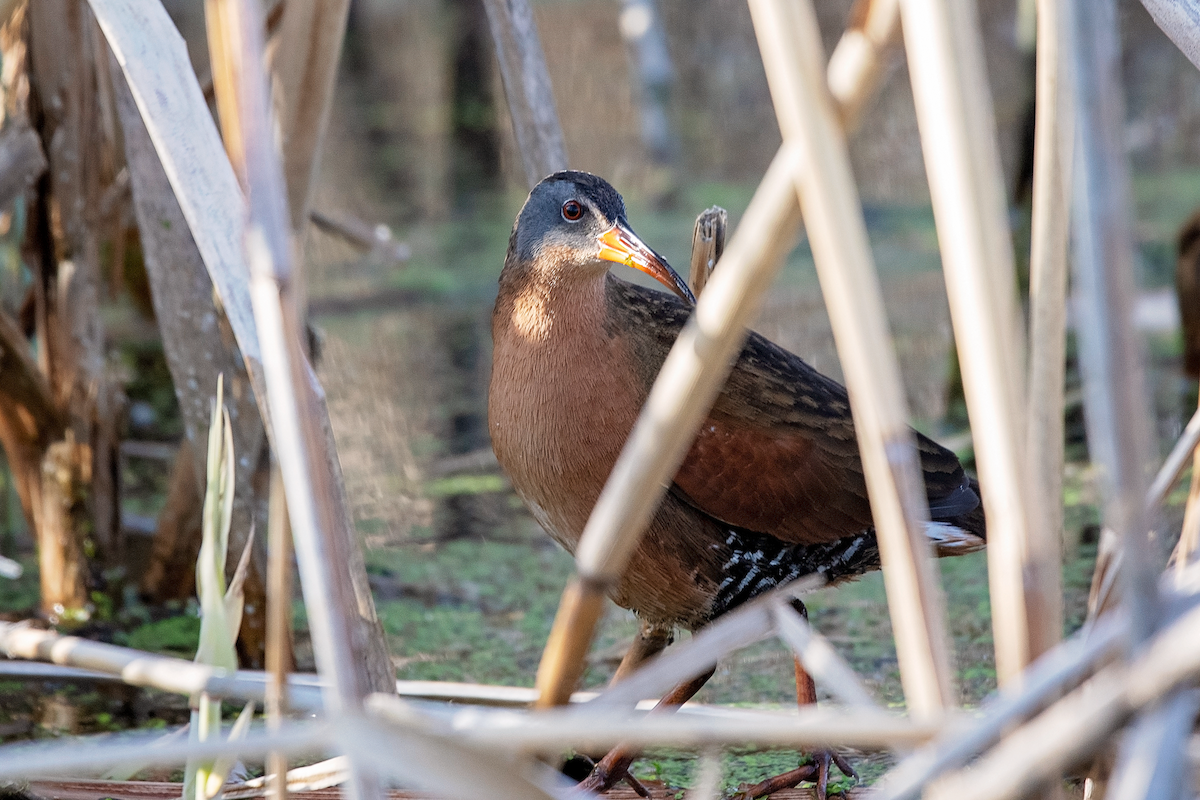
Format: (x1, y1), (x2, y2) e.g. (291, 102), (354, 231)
(733, 604), (856, 799)
(576, 666), (716, 797)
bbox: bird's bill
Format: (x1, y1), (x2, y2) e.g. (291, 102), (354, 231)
(597, 223), (696, 304)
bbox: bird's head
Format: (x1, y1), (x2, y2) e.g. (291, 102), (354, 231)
(510, 171), (695, 304)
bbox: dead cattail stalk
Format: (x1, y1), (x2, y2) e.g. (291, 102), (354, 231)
(751, 0), (956, 717)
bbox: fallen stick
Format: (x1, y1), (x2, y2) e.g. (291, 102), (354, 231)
(0, 622), (324, 710)
(369, 693), (941, 753)
(309, 209), (412, 264)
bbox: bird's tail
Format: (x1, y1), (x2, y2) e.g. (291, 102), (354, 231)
(926, 476), (986, 557)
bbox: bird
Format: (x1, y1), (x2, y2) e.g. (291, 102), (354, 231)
(488, 171), (986, 799)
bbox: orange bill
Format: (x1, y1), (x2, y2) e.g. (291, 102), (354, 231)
(597, 222), (696, 304)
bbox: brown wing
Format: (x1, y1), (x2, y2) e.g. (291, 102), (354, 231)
(607, 276), (973, 546)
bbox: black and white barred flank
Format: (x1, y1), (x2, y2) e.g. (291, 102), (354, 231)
(706, 521), (982, 622)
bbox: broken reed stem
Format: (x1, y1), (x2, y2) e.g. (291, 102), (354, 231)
(688, 206), (727, 298)
(751, 0), (955, 716)
(533, 577), (607, 707)
(309, 209), (412, 263)
(205, 2), (379, 798)
(1177, 438), (1200, 575)
(266, 462), (291, 800)
(899, 0), (1040, 686)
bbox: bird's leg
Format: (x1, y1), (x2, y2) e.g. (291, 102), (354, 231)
(611, 620), (673, 684)
(576, 666), (716, 797)
(562, 622), (674, 789)
(733, 603), (856, 800)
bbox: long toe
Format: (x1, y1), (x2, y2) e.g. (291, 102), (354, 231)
(575, 750), (645, 797)
(729, 764), (817, 800)
(728, 750), (857, 800)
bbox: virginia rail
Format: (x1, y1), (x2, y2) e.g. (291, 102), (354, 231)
(489, 171), (985, 799)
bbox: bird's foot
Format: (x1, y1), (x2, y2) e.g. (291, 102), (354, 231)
(729, 750), (856, 800)
(573, 750), (652, 798)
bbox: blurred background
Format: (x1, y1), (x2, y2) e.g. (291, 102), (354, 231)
(3, 0), (1199, 788)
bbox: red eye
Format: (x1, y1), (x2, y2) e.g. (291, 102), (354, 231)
(561, 200), (584, 221)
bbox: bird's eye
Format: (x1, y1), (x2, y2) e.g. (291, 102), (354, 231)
(561, 200), (584, 221)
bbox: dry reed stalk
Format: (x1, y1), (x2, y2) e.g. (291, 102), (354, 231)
(0, 723), (333, 783)
(750, 0), (955, 716)
(368, 693), (940, 753)
(1069, 0), (1159, 641)
(266, 463), (292, 800)
(1149, 406), (1200, 511)
(586, 578), (807, 709)
(1023, 0), (1073, 661)
(898, 0), (1042, 686)
(533, 0), (905, 709)
(826, 0), (900, 128)
(479, 0), (567, 187)
(1176, 441), (1200, 574)
(204, 1), (381, 797)
(0, 621), (322, 708)
(267, 0), (349, 238)
(770, 600), (877, 709)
